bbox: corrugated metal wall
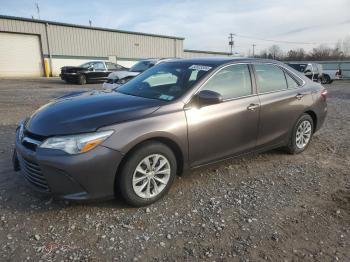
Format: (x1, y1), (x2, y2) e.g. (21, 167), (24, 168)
(47, 24), (183, 58)
(0, 16), (183, 59)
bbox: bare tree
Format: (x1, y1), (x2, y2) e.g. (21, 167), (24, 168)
(268, 45), (283, 59)
(286, 48), (306, 61)
(308, 44), (332, 60)
(255, 37), (350, 61)
(341, 36), (350, 56)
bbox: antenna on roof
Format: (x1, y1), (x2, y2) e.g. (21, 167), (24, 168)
(35, 3), (40, 19)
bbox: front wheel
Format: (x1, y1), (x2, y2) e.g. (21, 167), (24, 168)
(286, 114), (314, 154)
(117, 142), (177, 206)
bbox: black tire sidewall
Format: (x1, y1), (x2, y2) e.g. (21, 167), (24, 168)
(118, 142), (177, 206)
(288, 114), (314, 154)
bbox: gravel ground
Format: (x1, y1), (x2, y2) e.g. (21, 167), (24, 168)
(0, 78), (349, 261)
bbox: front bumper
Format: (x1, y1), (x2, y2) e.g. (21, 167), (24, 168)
(60, 73), (79, 81)
(14, 130), (123, 201)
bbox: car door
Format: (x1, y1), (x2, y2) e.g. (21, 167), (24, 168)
(89, 62), (108, 80)
(185, 64), (260, 167)
(253, 63), (314, 148)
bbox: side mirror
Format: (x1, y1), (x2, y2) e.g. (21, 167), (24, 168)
(88, 65), (95, 71)
(194, 90), (223, 107)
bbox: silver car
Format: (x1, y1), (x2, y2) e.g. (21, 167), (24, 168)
(103, 58), (177, 89)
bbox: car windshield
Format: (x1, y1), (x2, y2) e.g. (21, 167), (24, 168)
(116, 62), (215, 101)
(288, 64), (307, 73)
(129, 60), (155, 72)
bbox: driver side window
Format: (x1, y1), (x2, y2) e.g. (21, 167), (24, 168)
(201, 64), (252, 100)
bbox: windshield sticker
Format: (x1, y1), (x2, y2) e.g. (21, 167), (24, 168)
(159, 94), (174, 101)
(189, 65), (212, 71)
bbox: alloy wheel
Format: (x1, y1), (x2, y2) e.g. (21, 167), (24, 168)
(296, 120), (312, 149)
(132, 154), (171, 199)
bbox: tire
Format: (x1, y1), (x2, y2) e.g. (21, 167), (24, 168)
(321, 74), (331, 84)
(286, 114), (314, 154)
(77, 74), (86, 85)
(117, 141), (177, 206)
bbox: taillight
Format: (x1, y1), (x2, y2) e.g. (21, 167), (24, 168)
(321, 89), (328, 100)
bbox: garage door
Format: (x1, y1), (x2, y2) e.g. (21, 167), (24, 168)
(0, 32), (43, 77)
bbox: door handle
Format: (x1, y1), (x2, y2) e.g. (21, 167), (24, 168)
(247, 103), (259, 111)
(295, 93), (305, 100)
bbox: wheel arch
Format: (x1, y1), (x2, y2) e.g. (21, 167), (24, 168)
(115, 136), (185, 189)
(304, 110), (317, 131)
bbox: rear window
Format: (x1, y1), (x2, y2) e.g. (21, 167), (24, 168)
(255, 64), (287, 93)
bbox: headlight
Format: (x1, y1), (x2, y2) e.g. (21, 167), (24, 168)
(40, 130), (114, 154)
(18, 122), (24, 140)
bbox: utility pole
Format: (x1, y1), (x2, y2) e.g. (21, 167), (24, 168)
(228, 33), (235, 55)
(35, 3), (40, 19)
(252, 44), (256, 57)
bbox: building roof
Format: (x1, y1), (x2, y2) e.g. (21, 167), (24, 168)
(0, 14), (185, 40)
(184, 49), (231, 56)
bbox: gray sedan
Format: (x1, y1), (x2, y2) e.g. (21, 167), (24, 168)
(13, 58), (327, 206)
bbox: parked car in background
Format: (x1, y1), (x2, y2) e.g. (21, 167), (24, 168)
(286, 62), (332, 84)
(13, 58), (327, 206)
(60, 61), (128, 85)
(103, 58), (177, 89)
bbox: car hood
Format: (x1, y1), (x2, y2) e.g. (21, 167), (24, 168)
(25, 90), (162, 136)
(107, 70), (140, 79)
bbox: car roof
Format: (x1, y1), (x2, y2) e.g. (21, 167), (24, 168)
(165, 57), (283, 66)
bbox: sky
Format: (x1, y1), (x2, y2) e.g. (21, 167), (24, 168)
(1, 0), (349, 56)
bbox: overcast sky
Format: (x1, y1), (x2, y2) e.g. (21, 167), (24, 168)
(1, 0), (349, 55)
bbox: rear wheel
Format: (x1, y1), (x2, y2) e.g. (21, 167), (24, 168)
(78, 74), (86, 85)
(118, 142), (177, 206)
(286, 114), (314, 154)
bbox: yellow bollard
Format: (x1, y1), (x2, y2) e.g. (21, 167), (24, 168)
(44, 58), (50, 78)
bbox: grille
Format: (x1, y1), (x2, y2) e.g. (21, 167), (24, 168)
(21, 157), (50, 192)
(21, 130), (46, 152)
(63, 68), (78, 74)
